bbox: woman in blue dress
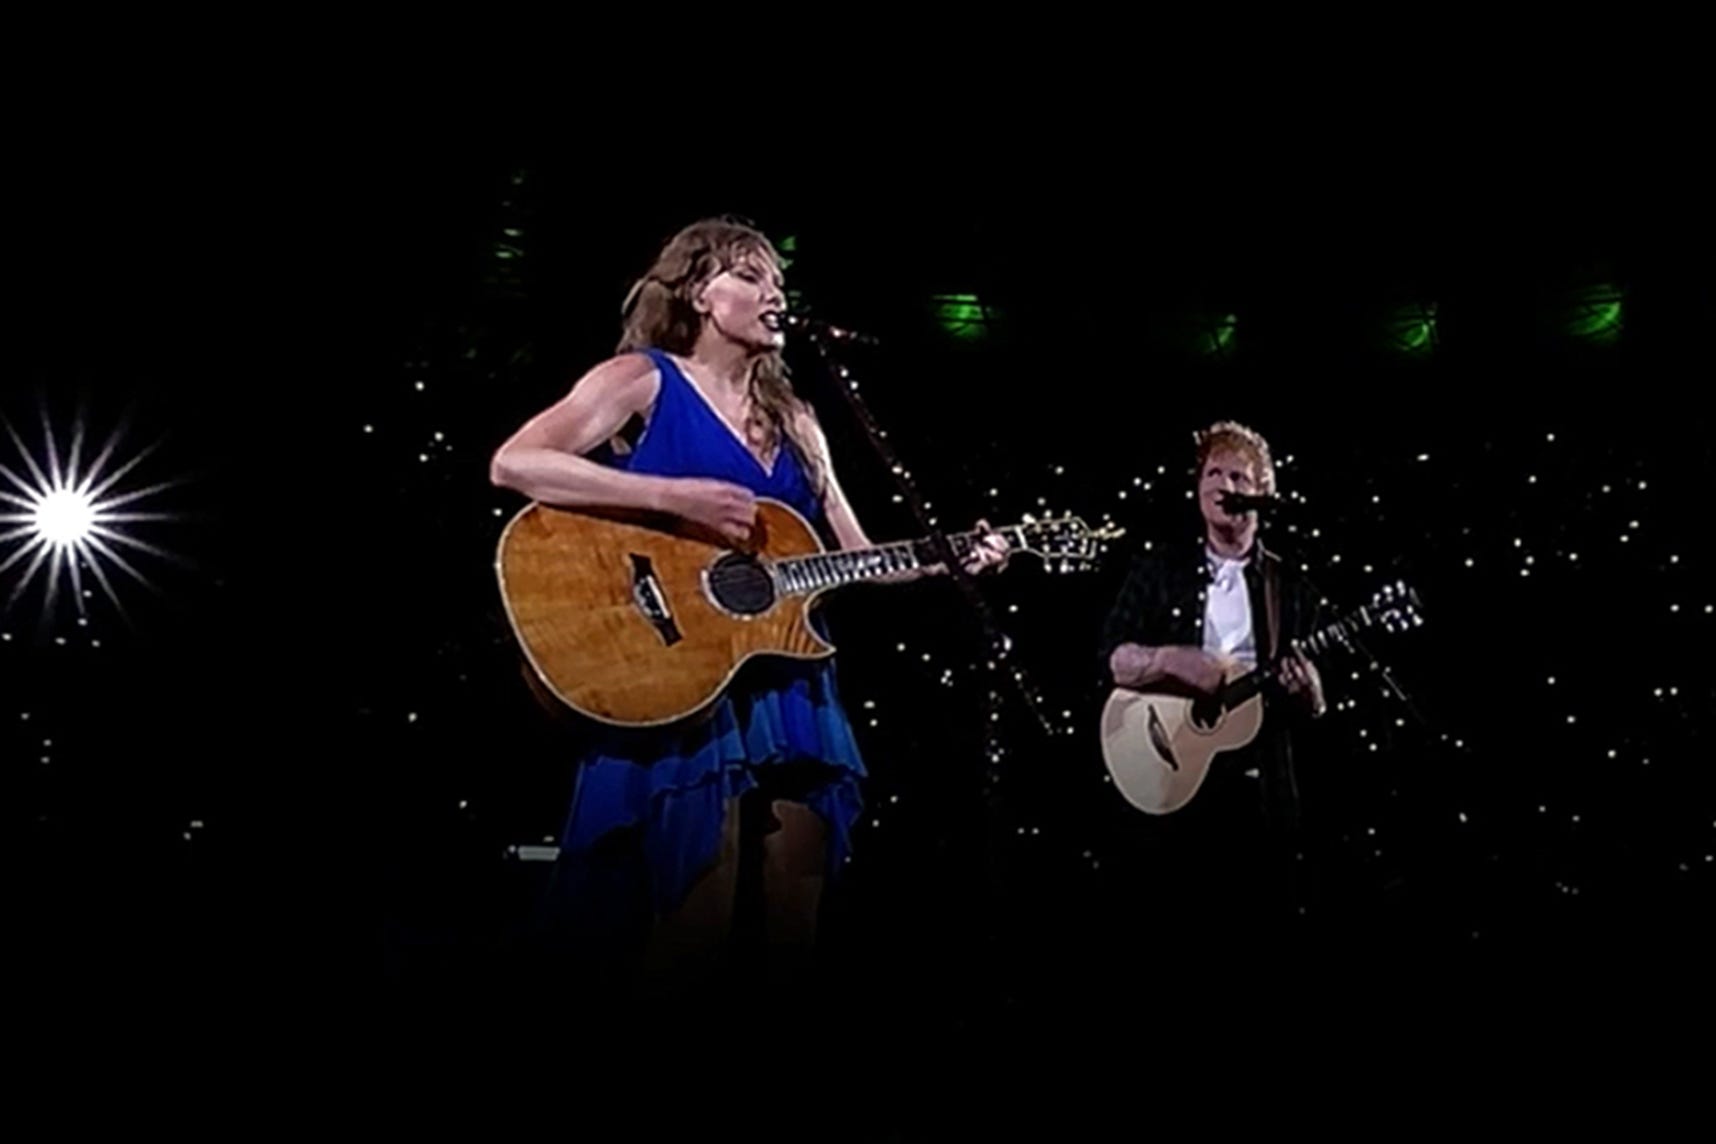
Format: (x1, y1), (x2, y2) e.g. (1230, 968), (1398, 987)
(489, 217), (1009, 996)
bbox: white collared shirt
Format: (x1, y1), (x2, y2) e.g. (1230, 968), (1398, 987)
(1203, 547), (1256, 668)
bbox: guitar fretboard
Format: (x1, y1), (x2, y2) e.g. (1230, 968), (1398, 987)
(1214, 592), (1413, 711)
(770, 526), (1024, 595)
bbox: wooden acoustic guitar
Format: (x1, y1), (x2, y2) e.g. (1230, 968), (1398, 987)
(497, 498), (1118, 727)
(1099, 581), (1422, 814)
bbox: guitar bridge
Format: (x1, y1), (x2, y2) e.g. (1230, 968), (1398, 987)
(630, 554), (682, 646)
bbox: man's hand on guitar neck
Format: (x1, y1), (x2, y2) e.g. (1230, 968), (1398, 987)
(1277, 648), (1327, 718)
(1109, 643), (1236, 695)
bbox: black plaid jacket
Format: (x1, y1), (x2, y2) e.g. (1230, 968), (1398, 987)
(1097, 535), (1325, 833)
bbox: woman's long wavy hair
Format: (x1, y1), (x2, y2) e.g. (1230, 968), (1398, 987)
(617, 217), (823, 496)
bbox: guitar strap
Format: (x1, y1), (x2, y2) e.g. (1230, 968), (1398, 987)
(1262, 545), (1283, 663)
(1259, 541), (1301, 839)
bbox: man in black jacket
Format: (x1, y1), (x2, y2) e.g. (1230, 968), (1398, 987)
(1096, 421), (1327, 965)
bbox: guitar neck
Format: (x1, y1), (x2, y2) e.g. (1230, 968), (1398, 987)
(1216, 603), (1386, 709)
(770, 525), (1023, 596)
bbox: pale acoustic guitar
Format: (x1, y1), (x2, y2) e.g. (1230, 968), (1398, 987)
(497, 498), (1122, 727)
(1099, 581), (1423, 814)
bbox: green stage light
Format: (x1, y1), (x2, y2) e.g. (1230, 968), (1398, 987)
(1196, 313), (1238, 358)
(1381, 302), (1438, 358)
(1561, 283), (1623, 346)
(933, 293), (990, 341)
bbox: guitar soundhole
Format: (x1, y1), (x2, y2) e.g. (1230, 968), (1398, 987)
(1189, 697), (1221, 731)
(707, 553), (776, 616)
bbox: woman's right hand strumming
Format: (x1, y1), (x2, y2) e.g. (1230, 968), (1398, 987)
(662, 477), (758, 545)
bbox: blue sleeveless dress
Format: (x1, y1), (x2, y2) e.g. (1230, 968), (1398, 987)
(557, 348), (868, 915)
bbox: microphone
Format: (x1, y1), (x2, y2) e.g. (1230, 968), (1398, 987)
(1218, 491), (1284, 514)
(781, 312), (879, 345)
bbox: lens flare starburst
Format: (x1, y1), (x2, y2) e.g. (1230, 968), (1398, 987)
(1, 403), (187, 630)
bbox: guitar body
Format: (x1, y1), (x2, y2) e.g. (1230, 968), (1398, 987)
(1099, 669), (1264, 815)
(496, 499), (833, 727)
(1096, 579), (1422, 815)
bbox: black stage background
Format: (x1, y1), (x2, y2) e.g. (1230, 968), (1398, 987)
(8, 132), (1711, 1100)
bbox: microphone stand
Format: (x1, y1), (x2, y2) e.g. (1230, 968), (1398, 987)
(1275, 513), (1456, 927)
(795, 321), (1068, 962)
(796, 325), (1060, 771)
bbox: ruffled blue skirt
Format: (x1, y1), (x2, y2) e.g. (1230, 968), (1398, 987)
(559, 655), (866, 916)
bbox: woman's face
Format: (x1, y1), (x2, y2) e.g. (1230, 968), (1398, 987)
(694, 247), (787, 351)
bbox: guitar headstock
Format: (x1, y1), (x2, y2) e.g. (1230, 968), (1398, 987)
(1003, 515), (1128, 574)
(1365, 580), (1425, 634)
(1302, 580), (1425, 658)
